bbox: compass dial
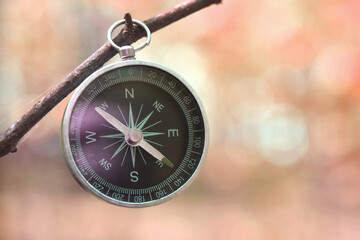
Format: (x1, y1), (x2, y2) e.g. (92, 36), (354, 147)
(62, 60), (208, 207)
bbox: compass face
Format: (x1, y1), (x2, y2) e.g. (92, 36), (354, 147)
(62, 60), (208, 207)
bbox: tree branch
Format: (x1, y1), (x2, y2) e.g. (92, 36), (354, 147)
(0, 0), (221, 158)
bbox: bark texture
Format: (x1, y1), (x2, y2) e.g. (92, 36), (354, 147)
(0, 0), (222, 158)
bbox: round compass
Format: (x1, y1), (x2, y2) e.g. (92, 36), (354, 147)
(62, 59), (208, 207)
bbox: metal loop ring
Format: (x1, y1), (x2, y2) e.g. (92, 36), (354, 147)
(107, 19), (151, 53)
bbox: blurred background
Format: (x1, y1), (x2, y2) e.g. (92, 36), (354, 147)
(1, 0), (360, 239)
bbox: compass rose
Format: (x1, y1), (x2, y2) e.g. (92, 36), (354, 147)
(97, 102), (172, 168)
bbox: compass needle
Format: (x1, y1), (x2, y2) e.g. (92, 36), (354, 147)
(95, 107), (130, 135)
(161, 157), (173, 168)
(138, 139), (173, 168)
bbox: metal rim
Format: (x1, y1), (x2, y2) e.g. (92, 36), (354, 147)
(62, 60), (209, 207)
(107, 19), (151, 52)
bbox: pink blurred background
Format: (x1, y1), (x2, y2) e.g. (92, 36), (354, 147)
(2, 0), (360, 239)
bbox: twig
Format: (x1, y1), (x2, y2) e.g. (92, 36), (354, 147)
(123, 13), (134, 34)
(0, 0), (222, 158)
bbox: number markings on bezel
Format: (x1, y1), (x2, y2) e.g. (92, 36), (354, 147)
(63, 61), (208, 207)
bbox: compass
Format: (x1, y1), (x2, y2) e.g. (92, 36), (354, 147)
(61, 19), (208, 207)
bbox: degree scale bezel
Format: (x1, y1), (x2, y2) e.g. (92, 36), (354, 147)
(62, 60), (209, 207)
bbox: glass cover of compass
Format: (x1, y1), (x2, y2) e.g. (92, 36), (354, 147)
(61, 60), (209, 207)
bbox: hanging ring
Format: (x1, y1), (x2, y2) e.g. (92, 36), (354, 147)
(107, 19), (151, 53)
